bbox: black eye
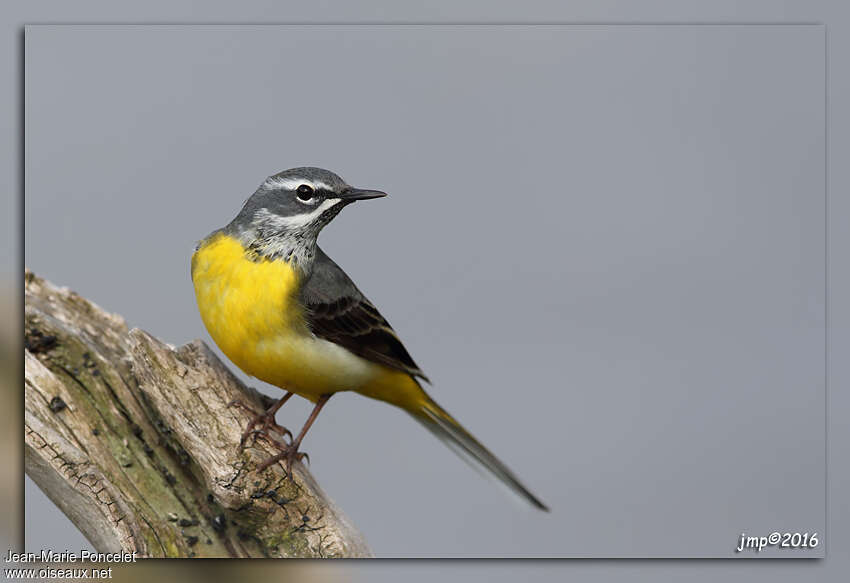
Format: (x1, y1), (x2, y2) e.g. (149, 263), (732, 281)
(296, 184), (314, 201)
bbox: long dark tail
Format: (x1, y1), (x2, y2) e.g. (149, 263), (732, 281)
(411, 397), (549, 511)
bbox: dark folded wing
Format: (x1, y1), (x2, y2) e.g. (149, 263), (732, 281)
(300, 248), (429, 382)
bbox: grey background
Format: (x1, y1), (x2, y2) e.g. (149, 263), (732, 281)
(23, 24), (825, 558)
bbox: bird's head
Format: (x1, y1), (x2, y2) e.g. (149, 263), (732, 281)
(234, 167), (386, 235)
(227, 167), (387, 265)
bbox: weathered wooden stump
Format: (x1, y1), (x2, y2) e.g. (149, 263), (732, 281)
(24, 269), (371, 558)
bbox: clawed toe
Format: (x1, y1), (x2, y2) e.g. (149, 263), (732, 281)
(227, 398), (253, 413)
(230, 393), (294, 449)
(239, 417), (292, 447)
(246, 393), (330, 480)
(237, 415), (292, 448)
(241, 426), (292, 448)
(256, 445), (309, 477)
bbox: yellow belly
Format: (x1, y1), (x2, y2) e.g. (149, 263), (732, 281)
(191, 233), (423, 407)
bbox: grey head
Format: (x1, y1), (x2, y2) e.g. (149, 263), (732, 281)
(225, 167), (386, 270)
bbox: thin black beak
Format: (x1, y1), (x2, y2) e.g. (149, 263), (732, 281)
(338, 187), (387, 201)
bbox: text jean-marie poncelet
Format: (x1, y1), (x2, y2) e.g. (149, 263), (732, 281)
(5, 549), (137, 563)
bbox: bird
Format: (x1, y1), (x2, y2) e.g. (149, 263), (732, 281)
(190, 167), (548, 511)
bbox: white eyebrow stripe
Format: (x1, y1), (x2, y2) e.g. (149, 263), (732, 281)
(255, 199), (342, 230)
(263, 176), (334, 191)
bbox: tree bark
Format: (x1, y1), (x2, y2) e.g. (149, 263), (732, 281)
(24, 269), (372, 558)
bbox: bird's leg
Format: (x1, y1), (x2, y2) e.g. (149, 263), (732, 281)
(256, 394), (331, 477)
(228, 391), (294, 448)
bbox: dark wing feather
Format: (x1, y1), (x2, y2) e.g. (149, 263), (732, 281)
(300, 248), (429, 382)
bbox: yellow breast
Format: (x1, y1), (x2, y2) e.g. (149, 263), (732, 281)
(190, 233), (380, 400)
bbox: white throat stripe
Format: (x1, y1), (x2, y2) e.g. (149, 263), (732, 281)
(256, 199), (342, 230)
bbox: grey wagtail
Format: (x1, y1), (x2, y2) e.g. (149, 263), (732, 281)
(191, 167), (547, 510)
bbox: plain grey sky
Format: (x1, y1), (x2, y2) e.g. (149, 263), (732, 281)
(24, 23), (825, 558)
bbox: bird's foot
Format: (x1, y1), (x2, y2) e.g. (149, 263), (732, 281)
(255, 444), (310, 478)
(227, 398), (293, 448)
(250, 393), (327, 480)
